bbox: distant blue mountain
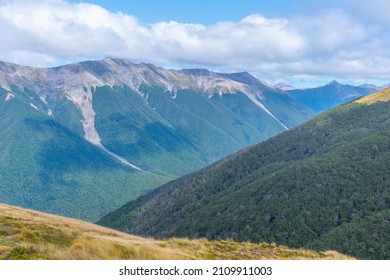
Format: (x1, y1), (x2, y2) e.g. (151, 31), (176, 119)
(287, 80), (378, 113)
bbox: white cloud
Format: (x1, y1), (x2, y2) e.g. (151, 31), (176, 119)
(295, 11), (369, 55)
(0, 0), (389, 85)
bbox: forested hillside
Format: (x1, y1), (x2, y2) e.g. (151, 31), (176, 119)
(99, 89), (390, 259)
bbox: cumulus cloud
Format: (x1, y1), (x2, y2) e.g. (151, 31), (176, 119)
(0, 0), (389, 85)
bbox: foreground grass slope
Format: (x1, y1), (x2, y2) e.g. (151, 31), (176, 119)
(99, 88), (390, 260)
(0, 204), (351, 260)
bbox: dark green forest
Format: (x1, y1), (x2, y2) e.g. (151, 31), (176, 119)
(99, 95), (390, 260)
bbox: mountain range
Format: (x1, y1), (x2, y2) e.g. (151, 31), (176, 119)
(98, 88), (390, 260)
(0, 58), (380, 222)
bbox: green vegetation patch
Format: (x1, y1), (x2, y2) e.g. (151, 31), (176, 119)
(5, 246), (43, 260)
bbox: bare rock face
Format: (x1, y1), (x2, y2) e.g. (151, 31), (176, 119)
(0, 59), (290, 151)
(0, 58), (320, 175)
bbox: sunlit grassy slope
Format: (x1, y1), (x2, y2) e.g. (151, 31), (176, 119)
(355, 87), (390, 105)
(0, 204), (351, 260)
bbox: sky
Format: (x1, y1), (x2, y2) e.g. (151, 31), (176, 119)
(0, 0), (389, 87)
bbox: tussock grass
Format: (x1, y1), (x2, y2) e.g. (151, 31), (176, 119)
(355, 88), (390, 105)
(0, 204), (353, 260)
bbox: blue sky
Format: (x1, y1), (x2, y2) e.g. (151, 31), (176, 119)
(0, 0), (389, 87)
(71, 0), (305, 24)
(71, 0), (352, 25)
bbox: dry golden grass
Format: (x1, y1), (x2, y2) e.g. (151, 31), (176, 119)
(355, 87), (390, 105)
(0, 204), (354, 260)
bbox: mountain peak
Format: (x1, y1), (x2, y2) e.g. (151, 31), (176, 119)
(326, 80), (341, 86)
(220, 71), (272, 91)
